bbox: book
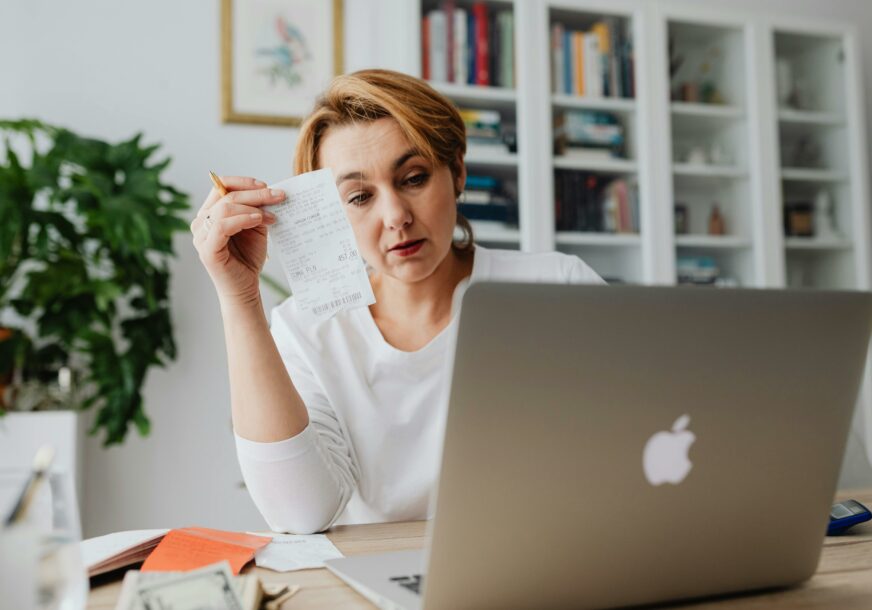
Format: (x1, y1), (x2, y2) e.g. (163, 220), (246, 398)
(82, 529), (168, 578)
(584, 32), (601, 98)
(422, 15), (430, 80)
(453, 8), (468, 84)
(458, 202), (514, 222)
(499, 11), (514, 88)
(472, 2), (489, 85)
(465, 174), (501, 190)
(467, 10), (476, 84)
(573, 31), (584, 96)
(443, 0), (455, 82)
(427, 10), (448, 82)
(551, 23), (564, 94)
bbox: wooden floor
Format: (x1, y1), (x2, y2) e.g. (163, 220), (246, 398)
(87, 489), (872, 609)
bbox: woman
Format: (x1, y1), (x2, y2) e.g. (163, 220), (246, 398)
(191, 69), (604, 534)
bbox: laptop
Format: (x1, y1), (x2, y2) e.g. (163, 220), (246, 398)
(326, 284), (872, 610)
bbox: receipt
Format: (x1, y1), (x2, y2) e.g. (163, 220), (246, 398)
(250, 533), (344, 572)
(268, 169), (376, 320)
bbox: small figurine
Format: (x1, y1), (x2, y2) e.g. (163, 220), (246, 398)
(708, 204), (726, 235)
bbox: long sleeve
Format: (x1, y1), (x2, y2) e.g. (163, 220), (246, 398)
(233, 305), (360, 534)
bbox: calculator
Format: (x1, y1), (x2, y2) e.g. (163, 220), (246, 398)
(827, 499), (872, 535)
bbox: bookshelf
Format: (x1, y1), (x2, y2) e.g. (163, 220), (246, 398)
(410, 0), (869, 290)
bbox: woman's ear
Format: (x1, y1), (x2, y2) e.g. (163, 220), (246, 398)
(453, 152), (467, 197)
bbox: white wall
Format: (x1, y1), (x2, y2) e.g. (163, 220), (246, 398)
(2, 0), (871, 537)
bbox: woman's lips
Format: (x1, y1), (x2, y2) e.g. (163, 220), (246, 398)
(390, 239), (425, 257)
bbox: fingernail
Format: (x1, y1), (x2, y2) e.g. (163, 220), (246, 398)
(255, 180), (267, 187)
(270, 189), (285, 197)
(250, 213), (262, 220)
(264, 211), (277, 221)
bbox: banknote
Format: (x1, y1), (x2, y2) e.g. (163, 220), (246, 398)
(134, 561), (243, 610)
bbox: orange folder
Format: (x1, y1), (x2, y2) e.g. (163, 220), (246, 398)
(140, 527), (271, 575)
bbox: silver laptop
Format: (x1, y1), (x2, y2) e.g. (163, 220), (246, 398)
(326, 284), (872, 610)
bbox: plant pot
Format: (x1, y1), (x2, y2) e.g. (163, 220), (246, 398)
(0, 411), (86, 506)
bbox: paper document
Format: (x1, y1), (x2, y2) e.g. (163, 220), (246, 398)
(250, 532), (344, 572)
(268, 168), (376, 320)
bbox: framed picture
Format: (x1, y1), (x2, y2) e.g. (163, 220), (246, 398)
(221, 0), (344, 126)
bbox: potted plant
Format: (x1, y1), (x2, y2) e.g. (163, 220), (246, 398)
(0, 119), (190, 479)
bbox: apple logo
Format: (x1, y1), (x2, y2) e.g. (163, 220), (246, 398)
(643, 414), (696, 486)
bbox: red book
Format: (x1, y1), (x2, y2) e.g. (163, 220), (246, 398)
(472, 2), (489, 85)
(422, 15), (430, 79)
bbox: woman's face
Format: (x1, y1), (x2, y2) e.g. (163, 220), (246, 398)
(318, 117), (464, 285)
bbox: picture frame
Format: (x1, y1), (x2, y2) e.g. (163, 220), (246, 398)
(221, 0), (344, 127)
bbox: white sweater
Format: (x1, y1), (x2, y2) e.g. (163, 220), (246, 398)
(234, 246), (604, 533)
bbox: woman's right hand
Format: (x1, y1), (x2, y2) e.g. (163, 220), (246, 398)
(191, 176), (286, 305)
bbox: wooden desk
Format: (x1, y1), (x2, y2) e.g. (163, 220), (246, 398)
(87, 489), (872, 609)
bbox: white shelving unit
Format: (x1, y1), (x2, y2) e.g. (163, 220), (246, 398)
(412, 0), (870, 290)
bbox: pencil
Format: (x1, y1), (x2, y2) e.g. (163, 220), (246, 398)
(209, 170), (228, 197)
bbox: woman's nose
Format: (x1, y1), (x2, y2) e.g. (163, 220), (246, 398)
(380, 189), (413, 230)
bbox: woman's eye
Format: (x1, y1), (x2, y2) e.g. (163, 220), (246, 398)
(347, 192), (370, 206)
(404, 173), (429, 187)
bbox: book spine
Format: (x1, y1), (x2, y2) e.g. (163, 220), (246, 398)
(473, 2), (489, 85)
(422, 16), (430, 80)
(467, 11), (476, 85)
(584, 32), (601, 98)
(607, 18), (620, 98)
(563, 30), (573, 95)
(592, 21), (611, 98)
(428, 10), (448, 82)
(623, 19), (635, 98)
(573, 31), (584, 96)
(551, 23), (564, 94)
(500, 11), (514, 89)
(453, 9), (467, 84)
(490, 9), (500, 87)
(443, 0), (455, 82)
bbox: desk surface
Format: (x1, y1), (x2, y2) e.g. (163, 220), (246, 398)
(88, 489), (872, 610)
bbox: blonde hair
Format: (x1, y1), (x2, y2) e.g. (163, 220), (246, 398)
(294, 69), (474, 251)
